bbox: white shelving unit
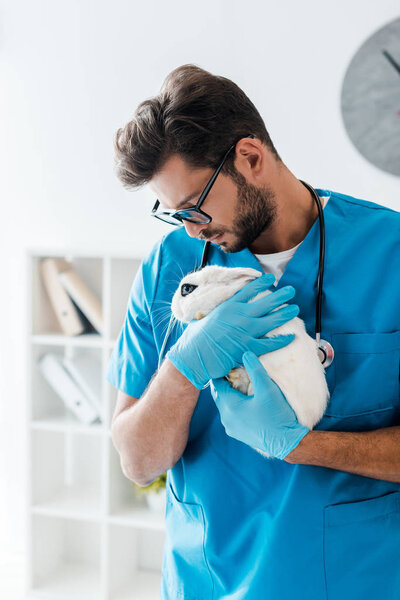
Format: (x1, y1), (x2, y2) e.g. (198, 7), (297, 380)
(26, 251), (166, 600)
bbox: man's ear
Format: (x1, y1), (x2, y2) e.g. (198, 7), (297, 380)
(234, 137), (265, 178)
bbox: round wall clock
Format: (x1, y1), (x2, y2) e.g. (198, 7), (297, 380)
(341, 17), (400, 176)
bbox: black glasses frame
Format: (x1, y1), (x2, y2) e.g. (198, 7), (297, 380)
(151, 134), (254, 226)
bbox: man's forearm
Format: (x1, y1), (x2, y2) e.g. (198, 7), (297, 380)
(112, 359), (199, 486)
(285, 426), (400, 482)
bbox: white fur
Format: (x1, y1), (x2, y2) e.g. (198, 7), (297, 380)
(170, 265), (330, 457)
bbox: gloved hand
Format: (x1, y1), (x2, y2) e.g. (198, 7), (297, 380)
(210, 350), (309, 460)
(166, 273), (300, 389)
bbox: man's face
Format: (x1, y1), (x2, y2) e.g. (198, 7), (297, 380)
(149, 154), (278, 253)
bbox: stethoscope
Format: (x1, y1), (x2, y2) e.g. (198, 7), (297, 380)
(158, 180), (334, 371)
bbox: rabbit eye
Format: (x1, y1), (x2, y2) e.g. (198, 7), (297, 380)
(181, 283), (198, 297)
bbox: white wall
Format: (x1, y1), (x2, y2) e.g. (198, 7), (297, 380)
(1, 0), (399, 556)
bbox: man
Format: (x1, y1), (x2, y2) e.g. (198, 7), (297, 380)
(107, 64), (400, 600)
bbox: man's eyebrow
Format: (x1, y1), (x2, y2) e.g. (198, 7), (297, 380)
(176, 190), (202, 209)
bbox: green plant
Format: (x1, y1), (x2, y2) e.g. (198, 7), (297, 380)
(133, 472), (167, 497)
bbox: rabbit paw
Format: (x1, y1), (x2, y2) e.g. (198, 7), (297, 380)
(226, 366), (251, 395)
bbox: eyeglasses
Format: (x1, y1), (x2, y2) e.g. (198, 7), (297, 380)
(151, 134), (254, 226)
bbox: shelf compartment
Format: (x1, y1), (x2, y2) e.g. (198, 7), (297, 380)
(108, 523), (164, 599)
(31, 429), (103, 518)
(30, 514), (102, 600)
(31, 344), (104, 425)
(31, 255), (103, 336)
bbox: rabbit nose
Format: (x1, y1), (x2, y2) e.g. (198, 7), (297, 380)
(181, 283), (198, 297)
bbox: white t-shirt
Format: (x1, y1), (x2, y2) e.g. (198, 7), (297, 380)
(254, 195), (329, 287)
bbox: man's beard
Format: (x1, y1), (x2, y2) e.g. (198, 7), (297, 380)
(221, 171), (278, 253)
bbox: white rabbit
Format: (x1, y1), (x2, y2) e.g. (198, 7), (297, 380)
(170, 265), (330, 455)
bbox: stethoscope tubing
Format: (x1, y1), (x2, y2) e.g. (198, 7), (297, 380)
(298, 180), (324, 340)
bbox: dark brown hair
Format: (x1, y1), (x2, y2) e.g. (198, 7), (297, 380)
(114, 64), (283, 189)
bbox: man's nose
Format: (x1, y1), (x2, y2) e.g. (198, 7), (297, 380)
(183, 220), (208, 238)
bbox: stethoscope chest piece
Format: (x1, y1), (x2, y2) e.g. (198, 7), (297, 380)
(317, 338), (334, 368)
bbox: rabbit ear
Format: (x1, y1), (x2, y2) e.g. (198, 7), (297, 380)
(229, 268), (263, 281)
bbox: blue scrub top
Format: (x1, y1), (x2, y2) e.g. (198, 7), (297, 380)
(106, 188), (400, 600)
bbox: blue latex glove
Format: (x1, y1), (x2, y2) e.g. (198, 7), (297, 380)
(210, 350), (309, 459)
(166, 273), (300, 389)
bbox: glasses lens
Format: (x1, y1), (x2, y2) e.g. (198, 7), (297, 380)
(177, 209), (211, 224)
(153, 208), (211, 225)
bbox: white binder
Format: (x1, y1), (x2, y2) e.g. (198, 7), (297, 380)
(62, 353), (102, 416)
(39, 353), (101, 425)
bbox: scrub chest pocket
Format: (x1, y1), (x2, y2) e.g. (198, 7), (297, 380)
(318, 331), (400, 431)
(323, 491), (400, 600)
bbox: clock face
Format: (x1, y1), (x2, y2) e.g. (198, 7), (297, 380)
(341, 17), (400, 176)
